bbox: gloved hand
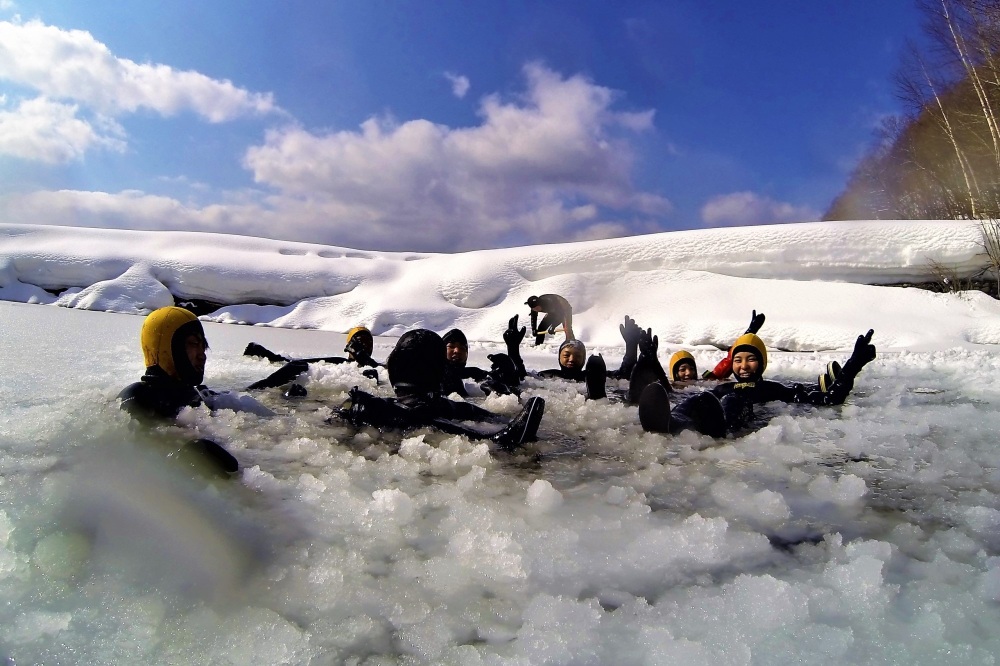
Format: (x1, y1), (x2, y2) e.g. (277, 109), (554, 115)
(846, 329), (876, 371)
(745, 310), (765, 335)
(638, 327), (658, 358)
(619, 315), (642, 352)
(503, 315), (528, 377)
(504, 314), (526, 350)
(480, 353), (521, 396)
(487, 353), (520, 386)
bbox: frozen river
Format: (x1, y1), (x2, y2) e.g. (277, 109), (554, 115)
(2, 301), (1000, 664)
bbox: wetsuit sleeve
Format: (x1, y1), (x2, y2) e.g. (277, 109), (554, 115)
(119, 382), (188, 420)
(246, 360), (308, 390)
(529, 310), (539, 335)
(463, 366), (490, 382)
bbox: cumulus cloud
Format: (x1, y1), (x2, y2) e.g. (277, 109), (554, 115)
(239, 62), (669, 250)
(1, 60), (669, 251)
(700, 191), (819, 228)
(444, 72), (470, 98)
(0, 20), (277, 121)
(0, 97), (125, 163)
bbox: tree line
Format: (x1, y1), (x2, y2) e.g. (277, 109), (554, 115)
(826, 0), (1000, 222)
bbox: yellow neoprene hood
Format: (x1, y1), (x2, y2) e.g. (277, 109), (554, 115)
(346, 326), (374, 356)
(668, 350), (697, 380)
(141, 306), (201, 378)
(730, 333), (768, 373)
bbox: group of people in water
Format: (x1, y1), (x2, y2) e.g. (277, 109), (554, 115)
(119, 293), (878, 476)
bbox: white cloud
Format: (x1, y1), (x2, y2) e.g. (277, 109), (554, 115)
(444, 72), (470, 99)
(0, 19), (278, 121)
(700, 191), (819, 228)
(1, 62), (669, 251)
(239, 62), (669, 250)
(0, 96), (125, 163)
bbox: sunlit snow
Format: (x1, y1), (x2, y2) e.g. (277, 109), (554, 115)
(2, 220), (1000, 664)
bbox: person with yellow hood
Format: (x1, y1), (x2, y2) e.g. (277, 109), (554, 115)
(638, 329), (877, 437)
(242, 326), (381, 375)
(118, 307), (307, 473)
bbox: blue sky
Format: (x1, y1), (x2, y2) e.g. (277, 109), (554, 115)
(0, 1), (924, 252)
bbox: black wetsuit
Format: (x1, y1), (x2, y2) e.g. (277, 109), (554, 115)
(529, 294), (573, 337)
(537, 366), (586, 381)
(119, 366), (205, 420)
(667, 374), (857, 438)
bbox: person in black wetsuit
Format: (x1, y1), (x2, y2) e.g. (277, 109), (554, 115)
(489, 313), (662, 402)
(242, 326), (381, 381)
(440, 328), (490, 397)
(335, 329), (545, 451)
(118, 307), (310, 474)
(525, 294), (574, 345)
(637, 329), (877, 437)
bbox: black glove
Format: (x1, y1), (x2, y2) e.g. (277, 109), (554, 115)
(487, 353), (521, 387)
(745, 310), (765, 335)
(818, 330), (876, 406)
(638, 328), (658, 358)
(845, 329), (876, 373)
(504, 314), (527, 350)
(503, 315), (528, 377)
(619, 316), (641, 352)
(362, 368), (379, 380)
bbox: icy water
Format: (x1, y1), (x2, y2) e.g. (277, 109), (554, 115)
(2, 301), (1000, 665)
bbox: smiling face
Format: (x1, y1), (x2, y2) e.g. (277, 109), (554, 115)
(559, 344), (585, 370)
(674, 362), (697, 381)
(731, 351), (760, 380)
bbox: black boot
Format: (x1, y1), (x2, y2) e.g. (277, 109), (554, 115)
(818, 361), (842, 393)
(491, 397), (545, 450)
(638, 381), (672, 433)
(585, 354), (607, 400)
(627, 354), (669, 405)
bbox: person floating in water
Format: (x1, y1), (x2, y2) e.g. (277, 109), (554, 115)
(637, 329), (877, 438)
(118, 307), (309, 475)
(243, 325), (381, 381)
(333, 329), (545, 451)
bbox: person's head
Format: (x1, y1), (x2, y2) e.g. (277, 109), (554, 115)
(669, 350), (698, 381)
(387, 329), (445, 397)
(525, 295), (542, 312)
(140, 306), (208, 385)
(558, 339), (587, 371)
(345, 326), (374, 360)
(441, 328), (469, 366)
(729, 333), (767, 381)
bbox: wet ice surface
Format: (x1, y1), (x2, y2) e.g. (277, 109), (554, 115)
(3, 302), (1000, 665)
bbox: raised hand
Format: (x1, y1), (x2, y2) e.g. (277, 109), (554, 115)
(746, 310), (766, 335)
(638, 327), (658, 357)
(504, 314), (527, 348)
(619, 315), (642, 348)
(850, 329), (876, 366)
